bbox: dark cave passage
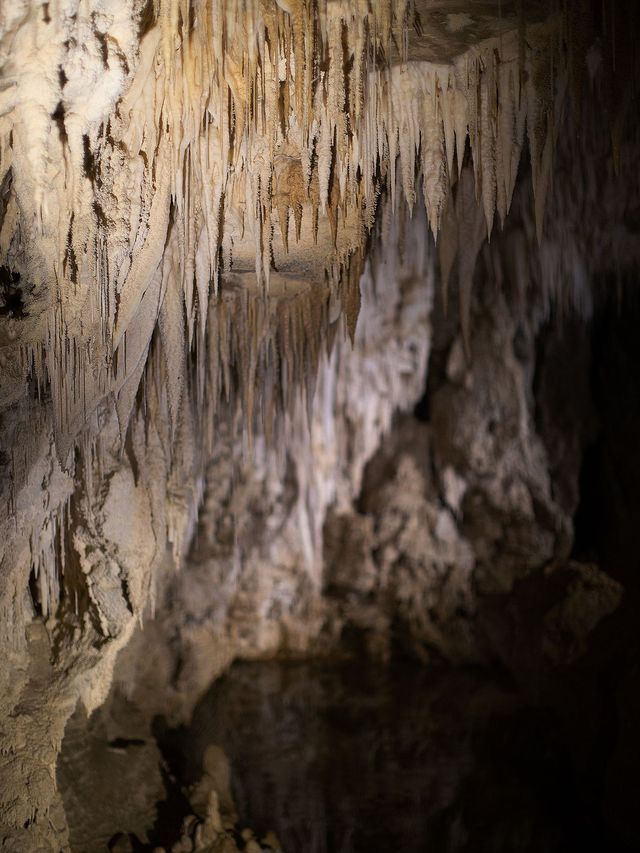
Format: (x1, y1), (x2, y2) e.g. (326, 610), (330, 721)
(571, 289), (640, 587)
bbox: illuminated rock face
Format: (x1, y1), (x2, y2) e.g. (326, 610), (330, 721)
(0, 1), (638, 849)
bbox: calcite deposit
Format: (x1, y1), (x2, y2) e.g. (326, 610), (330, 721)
(0, 1), (638, 850)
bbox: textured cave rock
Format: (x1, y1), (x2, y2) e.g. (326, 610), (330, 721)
(108, 198), (435, 726)
(0, 1), (638, 850)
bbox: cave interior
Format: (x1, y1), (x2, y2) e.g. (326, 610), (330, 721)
(0, 1), (640, 852)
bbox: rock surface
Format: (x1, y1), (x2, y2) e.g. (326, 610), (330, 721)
(0, 1), (638, 849)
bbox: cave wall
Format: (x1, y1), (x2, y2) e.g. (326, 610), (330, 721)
(0, 1), (639, 850)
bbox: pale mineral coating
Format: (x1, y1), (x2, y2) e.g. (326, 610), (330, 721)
(0, 0), (637, 849)
(111, 198), (434, 723)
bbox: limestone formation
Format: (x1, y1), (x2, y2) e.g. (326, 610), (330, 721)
(0, 1), (638, 850)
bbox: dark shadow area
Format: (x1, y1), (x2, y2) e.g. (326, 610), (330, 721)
(144, 716), (195, 848)
(571, 289), (640, 588)
(172, 659), (636, 853)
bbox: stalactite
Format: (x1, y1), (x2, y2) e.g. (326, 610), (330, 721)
(0, 5), (569, 450)
(1, 5), (636, 845)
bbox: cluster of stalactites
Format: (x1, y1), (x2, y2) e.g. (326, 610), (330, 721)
(0, 1), (567, 470)
(0, 0), (598, 660)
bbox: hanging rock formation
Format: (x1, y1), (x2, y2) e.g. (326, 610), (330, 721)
(0, 1), (639, 850)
